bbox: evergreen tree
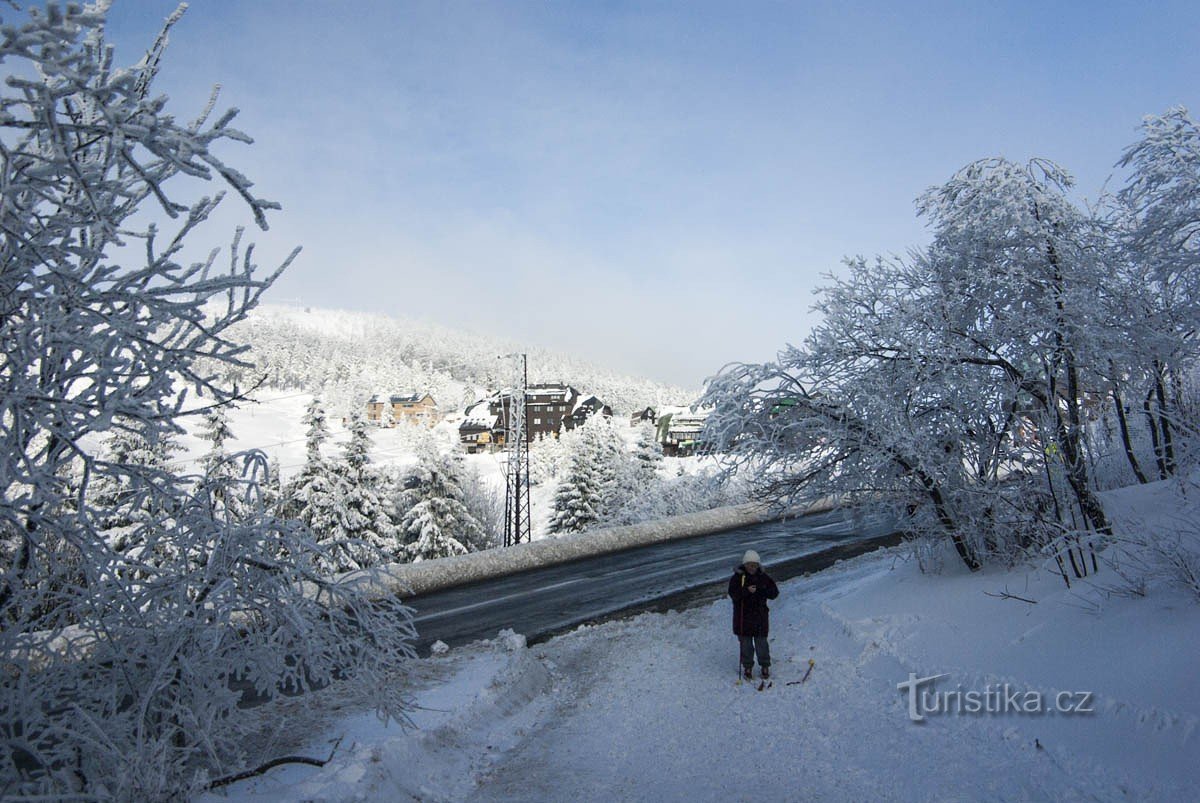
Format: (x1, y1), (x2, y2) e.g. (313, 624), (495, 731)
(582, 414), (638, 522)
(261, 454), (283, 515)
(549, 435), (605, 534)
(198, 407), (244, 520)
(91, 418), (180, 530)
(633, 423), (664, 486)
(398, 448), (483, 561)
(282, 398), (342, 547)
(384, 400), (399, 429)
(331, 412), (401, 566)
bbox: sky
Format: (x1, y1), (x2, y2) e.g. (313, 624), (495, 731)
(95, 0), (1200, 388)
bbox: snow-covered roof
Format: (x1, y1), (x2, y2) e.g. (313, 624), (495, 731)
(570, 394), (603, 415)
(390, 393), (432, 404)
(460, 401), (499, 429)
(659, 405), (710, 423)
(368, 392), (433, 405)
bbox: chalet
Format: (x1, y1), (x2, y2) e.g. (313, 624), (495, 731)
(366, 392), (439, 427)
(563, 394), (613, 431)
(458, 400), (504, 454)
(656, 406), (711, 456)
(457, 384), (615, 449)
(630, 407), (656, 426)
(495, 383), (582, 440)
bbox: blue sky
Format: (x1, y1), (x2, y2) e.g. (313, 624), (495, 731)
(101, 1), (1199, 388)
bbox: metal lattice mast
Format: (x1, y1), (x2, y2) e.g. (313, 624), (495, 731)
(502, 353), (532, 546)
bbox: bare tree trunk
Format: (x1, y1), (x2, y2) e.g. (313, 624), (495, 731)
(1154, 361), (1175, 476)
(1112, 389), (1148, 483)
(1145, 387), (1168, 479)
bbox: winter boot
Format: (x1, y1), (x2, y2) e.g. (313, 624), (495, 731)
(743, 666), (753, 680)
(760, 666), (770, 680)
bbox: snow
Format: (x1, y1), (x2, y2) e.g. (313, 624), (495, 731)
(210, 479), (1199, 801)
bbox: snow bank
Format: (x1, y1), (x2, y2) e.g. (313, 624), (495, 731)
(341, 500), (834, 599)
(202, 629), (553, 803)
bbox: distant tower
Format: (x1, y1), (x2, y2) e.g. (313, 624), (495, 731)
(502, 353), (532, 546)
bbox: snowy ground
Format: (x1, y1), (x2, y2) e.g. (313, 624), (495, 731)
(203, 480), (1200, 802)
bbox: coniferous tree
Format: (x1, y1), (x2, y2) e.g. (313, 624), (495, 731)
(398, 447), (483, 561)
(331, 412), (401, 566)
(282, 399), (342, 544)
(90, 418), (181, 531)
(549, 432), (605, 534)
(198, 406), (244, 520)
(633, 423), (665, 486)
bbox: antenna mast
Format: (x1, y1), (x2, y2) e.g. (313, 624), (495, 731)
(502, 353), (532, 546)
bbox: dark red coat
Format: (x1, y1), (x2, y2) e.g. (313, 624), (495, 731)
(728, 565), (779, 637)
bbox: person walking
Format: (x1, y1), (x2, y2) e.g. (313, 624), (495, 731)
(728, 549), (779, 680)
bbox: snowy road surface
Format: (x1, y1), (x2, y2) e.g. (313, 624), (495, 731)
(406, 508), (897, 652)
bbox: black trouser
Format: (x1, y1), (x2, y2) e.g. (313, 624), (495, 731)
(739, 635), (771, 668)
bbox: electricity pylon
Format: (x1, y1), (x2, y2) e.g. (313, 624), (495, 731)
(502, 353), (532, 546)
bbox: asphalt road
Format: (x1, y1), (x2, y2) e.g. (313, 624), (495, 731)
(407, 508), (900, 653)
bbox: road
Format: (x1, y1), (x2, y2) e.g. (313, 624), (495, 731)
(407, 508), (899, 653)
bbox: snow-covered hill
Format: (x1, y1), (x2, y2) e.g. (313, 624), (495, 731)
(214, 304), (697, 419)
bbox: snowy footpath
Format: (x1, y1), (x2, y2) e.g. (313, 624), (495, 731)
(206, 496), (1200, 801)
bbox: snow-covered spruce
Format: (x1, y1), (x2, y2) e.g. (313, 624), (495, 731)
(397, 444), (489, 561)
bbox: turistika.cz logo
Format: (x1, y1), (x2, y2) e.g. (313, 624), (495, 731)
(897, 673), (1096, 722)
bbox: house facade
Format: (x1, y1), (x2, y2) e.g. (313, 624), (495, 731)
(630, 407), (656, 426)
(366, 393), (439, 427)
(563, 394), (613, 431)
(457, 383), (615, 450)
(656, 407), (711, 456)
(458, 400), (504, 454)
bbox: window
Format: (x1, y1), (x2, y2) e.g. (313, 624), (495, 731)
(533, 418), (542, 425)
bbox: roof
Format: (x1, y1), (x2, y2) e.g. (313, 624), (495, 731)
(460, 400), (500, 429)
(570, 394), (605, 415)
(368, 392), (433, 405)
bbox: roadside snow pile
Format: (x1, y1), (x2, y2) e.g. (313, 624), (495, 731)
(201, 631), (551, 803)
(340, 502), (791, 598)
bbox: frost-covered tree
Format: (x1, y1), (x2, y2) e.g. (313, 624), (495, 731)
(397, 447), (483, 560)
(324, 412), (401, 569)
(530, 431), (569, 487)
(0, 7), (412, 798)
(704, 157), (1130, 575)
(632, 423), (664, 486)
(89, 417), (181, 532)
(198, 406), (247, 520)
(589, 416), (640, 519)
(704, 130), (1200, 579)
(548, 447), (603, 533)
(459, 460), (503, 551)
(549, 420), (615, 533)
(281, 399), (344, 555)
(1107, 108), (1200, 480)
(261, 453), (283, 514)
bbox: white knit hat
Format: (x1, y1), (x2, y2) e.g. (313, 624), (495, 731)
(742, 550), (761, 565)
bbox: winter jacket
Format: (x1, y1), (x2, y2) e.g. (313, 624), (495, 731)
(728, 565), (779, 637)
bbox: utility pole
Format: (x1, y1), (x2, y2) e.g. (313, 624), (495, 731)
(502, 353), (532, 546)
